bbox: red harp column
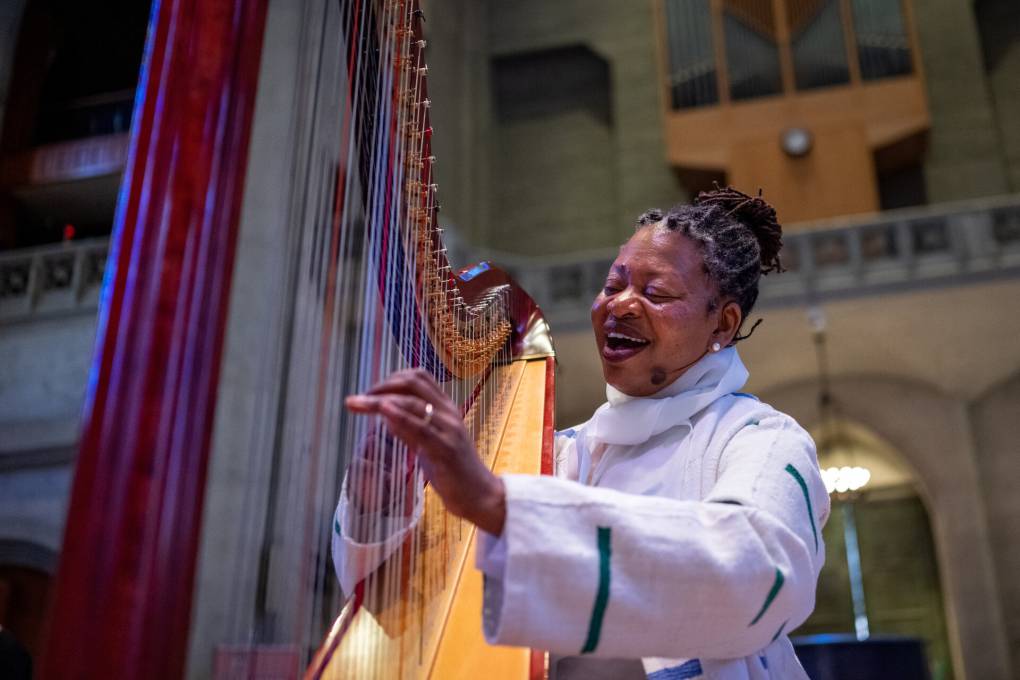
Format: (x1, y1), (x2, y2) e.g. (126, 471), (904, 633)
(41, 1), (269, 678)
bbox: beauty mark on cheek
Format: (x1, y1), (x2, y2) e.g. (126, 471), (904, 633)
(650, 367), (667, 386)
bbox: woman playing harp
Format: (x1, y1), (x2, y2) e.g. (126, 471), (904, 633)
(337, 187), (830, 680)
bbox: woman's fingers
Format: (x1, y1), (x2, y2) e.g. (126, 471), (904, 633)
(345, 394), (425, 420)
(345, 393), (464, 466)
(346, 393), (450, 457)
(346, 393), (428, 423)
(365, 368), (456, 417)
(378, 397), (430, 442)
(346, 375), (450, 417)
(342, 371), (503, 531)
(345, 394), (380, 413)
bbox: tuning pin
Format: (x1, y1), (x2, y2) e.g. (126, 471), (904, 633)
(417, 65), (428, 76)
(417, 39), (427, 49)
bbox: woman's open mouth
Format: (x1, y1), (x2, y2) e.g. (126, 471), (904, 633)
(602, 331), (650, 363)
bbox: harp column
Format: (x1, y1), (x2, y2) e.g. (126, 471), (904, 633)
(41, 0), (271, 678)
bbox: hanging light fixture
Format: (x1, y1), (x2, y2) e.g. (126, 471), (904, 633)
(809, 306), (871, 641)
(822, 465), (872, 495)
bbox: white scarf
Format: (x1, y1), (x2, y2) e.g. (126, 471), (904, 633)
(585, 347), (749, 448)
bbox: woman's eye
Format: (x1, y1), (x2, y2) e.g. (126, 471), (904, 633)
(603, 284), (621, 294)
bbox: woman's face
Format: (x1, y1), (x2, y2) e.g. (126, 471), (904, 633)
(591, 226), (734, 397)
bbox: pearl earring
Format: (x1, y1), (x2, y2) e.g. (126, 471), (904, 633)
(711, 342), (721, 352)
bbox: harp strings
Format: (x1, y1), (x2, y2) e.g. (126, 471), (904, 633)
(362, 1), (513, 669)
(202, 0), (513, 677)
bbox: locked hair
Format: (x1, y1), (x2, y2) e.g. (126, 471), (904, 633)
(635, 185), (784, 342)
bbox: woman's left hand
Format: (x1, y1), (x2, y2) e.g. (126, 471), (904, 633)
(345, 368), (507, 536)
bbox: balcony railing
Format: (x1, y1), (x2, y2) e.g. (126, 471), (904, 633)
(460, 194), (1020, 329)
(0, 238), (108, 323)
(4, 195), (1019, 328)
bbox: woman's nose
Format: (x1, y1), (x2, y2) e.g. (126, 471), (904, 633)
(607, 288), (641, 317)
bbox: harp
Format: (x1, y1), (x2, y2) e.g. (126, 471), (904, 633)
(40, 1), (554, 679)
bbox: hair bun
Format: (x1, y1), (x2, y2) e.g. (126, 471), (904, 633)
(695, 185), (784, 274)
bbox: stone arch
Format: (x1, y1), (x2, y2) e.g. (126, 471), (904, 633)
(971, 368), (1020, 674)
(761, 374), (1013, 680)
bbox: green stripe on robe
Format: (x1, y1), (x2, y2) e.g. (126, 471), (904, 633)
(581, 527), (612, 653)
(785, 463), (819, 552)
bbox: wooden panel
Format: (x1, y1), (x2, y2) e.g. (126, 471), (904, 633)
(711, 0), (732, 105)
(664, 77), (928, 167)
(662, 76), (928, 222)
(317, 362), (526, 678)
(729, 123), (879, 224)
(724, 0), (778, 37)
(429, 358), (550, 679)
(773, 0), (796, 93)
(654, 0), (928, 223)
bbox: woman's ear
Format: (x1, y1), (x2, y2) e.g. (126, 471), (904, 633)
(715, 299), (743, 347)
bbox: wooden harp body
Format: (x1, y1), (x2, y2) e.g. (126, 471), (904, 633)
(40, 1), (555, 678)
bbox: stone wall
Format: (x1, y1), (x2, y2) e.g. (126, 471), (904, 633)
(0, 311), (93, 572)
(971, 371), (1020, 676)
(976, 0), (1020, 191)
(0, 315), (95, 425)
(990, 43), (1020, 192)
(421, 0), (491, 247)
(0, 468), (72, 556)
(427, 0), (683, 256)
(914, 0), (1011, 200)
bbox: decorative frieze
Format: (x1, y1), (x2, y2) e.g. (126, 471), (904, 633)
(0, 238), (107, 322)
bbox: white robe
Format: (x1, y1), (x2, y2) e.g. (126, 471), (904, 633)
(333, 348), (830, 679)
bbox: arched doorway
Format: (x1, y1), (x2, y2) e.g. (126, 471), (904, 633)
(763, 374), (1014, 679)
(793, 421), (955, 679)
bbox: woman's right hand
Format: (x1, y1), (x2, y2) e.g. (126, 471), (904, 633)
(345, 368), (507, 537)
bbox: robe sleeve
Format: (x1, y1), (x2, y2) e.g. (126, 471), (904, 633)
(479, 412), (829, 661)
(330, 478), (423, 596)
(334, 429), (580, 593)
(476, 429), (581, 576)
